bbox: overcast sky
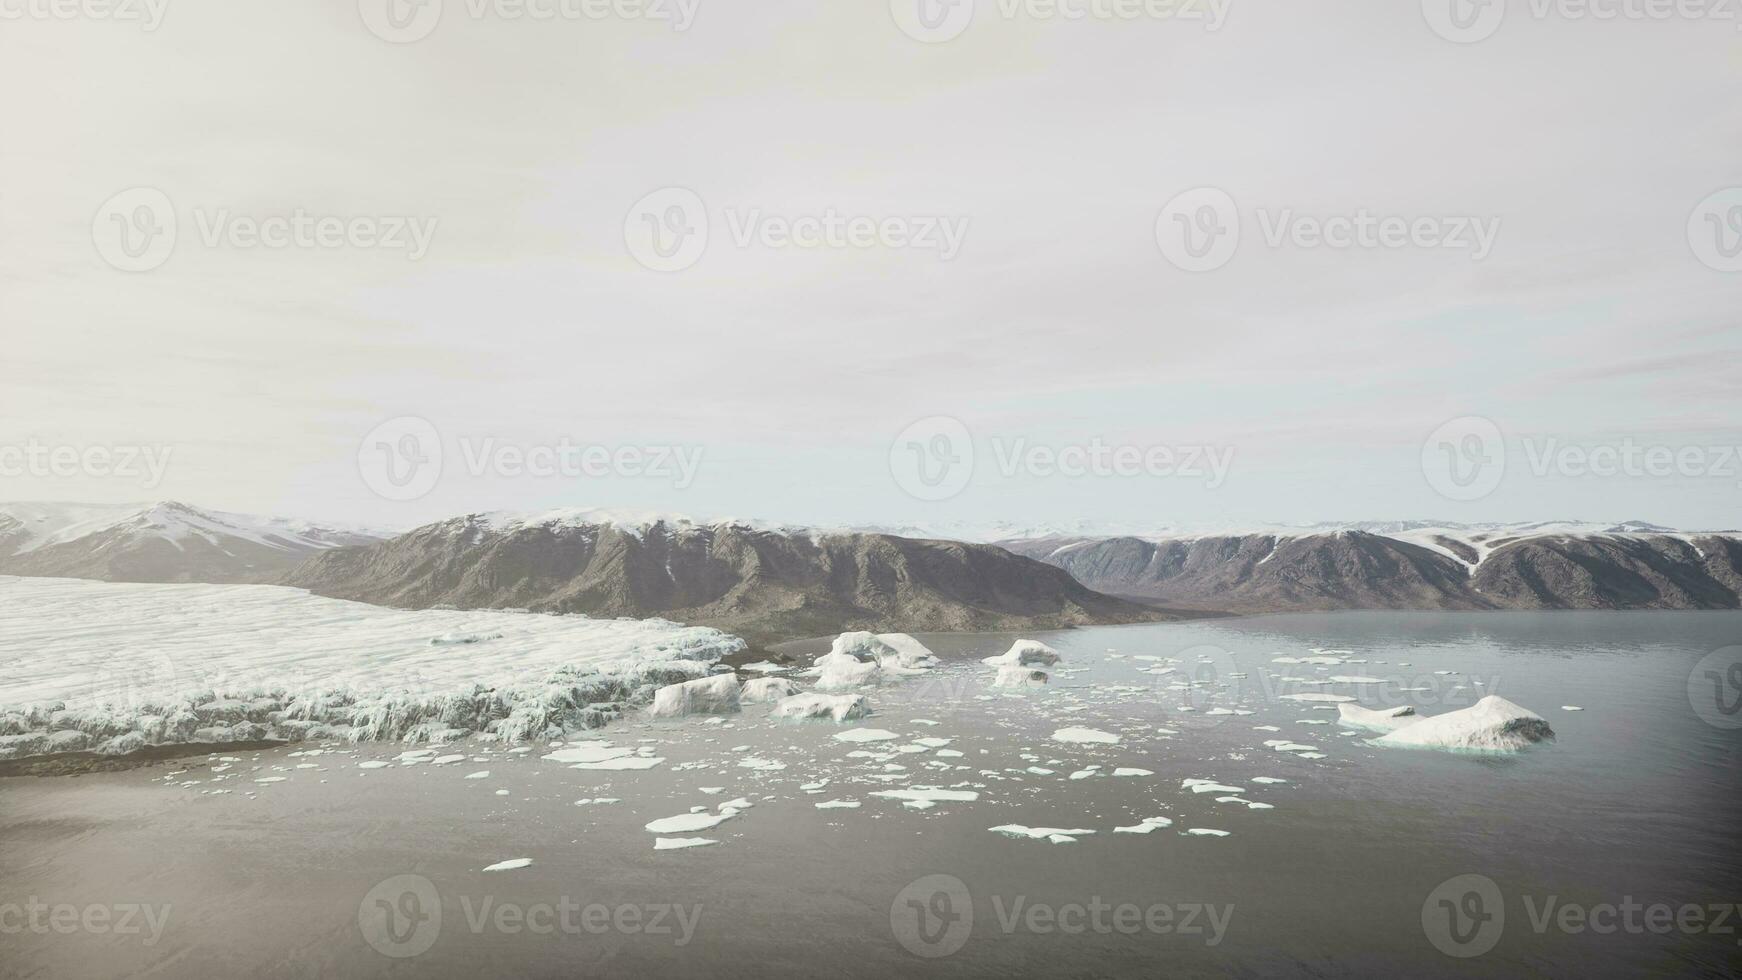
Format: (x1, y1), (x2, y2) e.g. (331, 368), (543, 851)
(2, 0), (1738, 531)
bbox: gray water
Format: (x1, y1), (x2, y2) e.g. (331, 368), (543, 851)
(3, 612), (1740, 978)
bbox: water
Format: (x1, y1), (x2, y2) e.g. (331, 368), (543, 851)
(3, 612), (1739, 978)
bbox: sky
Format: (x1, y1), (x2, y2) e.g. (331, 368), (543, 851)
(1, 0), (1739, 532)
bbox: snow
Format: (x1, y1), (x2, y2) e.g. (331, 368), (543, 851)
(648, 674), (742, 719)
(983, 639), (1062, 668)
(771, 693), (871, 723)
(0, 576), (745, 760)
(1051, 727), (1119, 745)
(0, 501), (383, 556)
(1337, 703), (1419, 732)
(1371, 696), (1556, 753)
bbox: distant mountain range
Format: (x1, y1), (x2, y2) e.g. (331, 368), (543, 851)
(1000, 525), (1742, 613)
(0, 502), (385, 584)
(5, 503), (1740, 639)
(279, 510), (1166, 643)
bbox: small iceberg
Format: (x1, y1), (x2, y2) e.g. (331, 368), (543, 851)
(1370, 696), (1555, 754)
(740, 677), (802, 703)
(983, 639), (1062, 668)
(991, 665), (1050, 689)
(1336, 703), (1419, 733)
(648, 674), (742, 718)
(772, 693), (870, 722)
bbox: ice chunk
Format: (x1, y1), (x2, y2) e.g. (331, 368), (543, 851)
(1371, 696), (1555, 753)
(1113, 817), (1173, 834)
(542, 743), (632, 764)
(1051, 727), (1119, 745)
(991, 665), (1050, 689)
(989, 824), (1095, 842)
(1112, 767), (1153, 777)
(1337, 703), (1419, 733)
(1183, 779), (1243, 794)
(771, 693), (870, 723)
(813, 653), (884, 692)
(1184, 829), (1229, 837)
(464, 770), (491, 779)
(1281, 693), (1356, 704)
(654, 837), (717, 850)
(648, 674), (742, 719)
(572, 756), (664, 770)
(983, 639), (1062, 668)
(482, 858), (532, 871)
(815, 799), (861, 809)
(740, 677), (802, 703)
(869, 788), (979, 804)
(833, 728), (900, 743)
(645, 810), (739, 834)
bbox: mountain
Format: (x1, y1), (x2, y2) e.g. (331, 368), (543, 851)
(0, 502), (387, 584)
(1000, 524), (1742, 612)
(281, 510), (1169, 643)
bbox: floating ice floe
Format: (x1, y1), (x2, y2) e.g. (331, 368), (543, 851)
(1113, 817), (1174, 834)
(772, 693), (870, 723)
(1112, 767), (1153, 777)
(1183, 779), (1242, 794)
(464, 770), (491, 779)
(1281, 693), (1356, 704)
(1250, 776), (1288, 785)
(1051, 727), (1119, 745)
(1185, 828), (1230, 837)
(1264, 740), (1319, 754)
(649, 674), (742, 719)
(482, 858), (532, 872)
(1336, 703), (1419, 733)
(1370, 696), (1555, 753)
(1216, 796), (1273, 810)
(1561, 706), (1584, 712)
(983, 640), (1062, 669)
(869, 788), (979, 805)
(1329, 675), (1387, 684)
(834, 728), (900, 743)
(654, 838), (717, 850)
(815, 799), (860, 809)
(358, 761), (390, 770)
(645, 804), (745, 834)
(989, 824), (1095, 843)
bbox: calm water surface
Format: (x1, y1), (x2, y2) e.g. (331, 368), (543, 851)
(3, 612), (1739, 978)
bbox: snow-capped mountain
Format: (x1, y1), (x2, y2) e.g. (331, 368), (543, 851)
(999, 523), (1742, 613)
(0, 501), (388, 584)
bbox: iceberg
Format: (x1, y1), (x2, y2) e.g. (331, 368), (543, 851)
(991, 665), (1050, 689)
(648, 674), (741, 719)
(1370, 696), (1555, 753)
(771, 693), (870, 722)
(812, 653), (883, 692)
(1336, 703), (1419, 732)
(739, 677), (802, 703)
(983, 639), (1062, 668)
